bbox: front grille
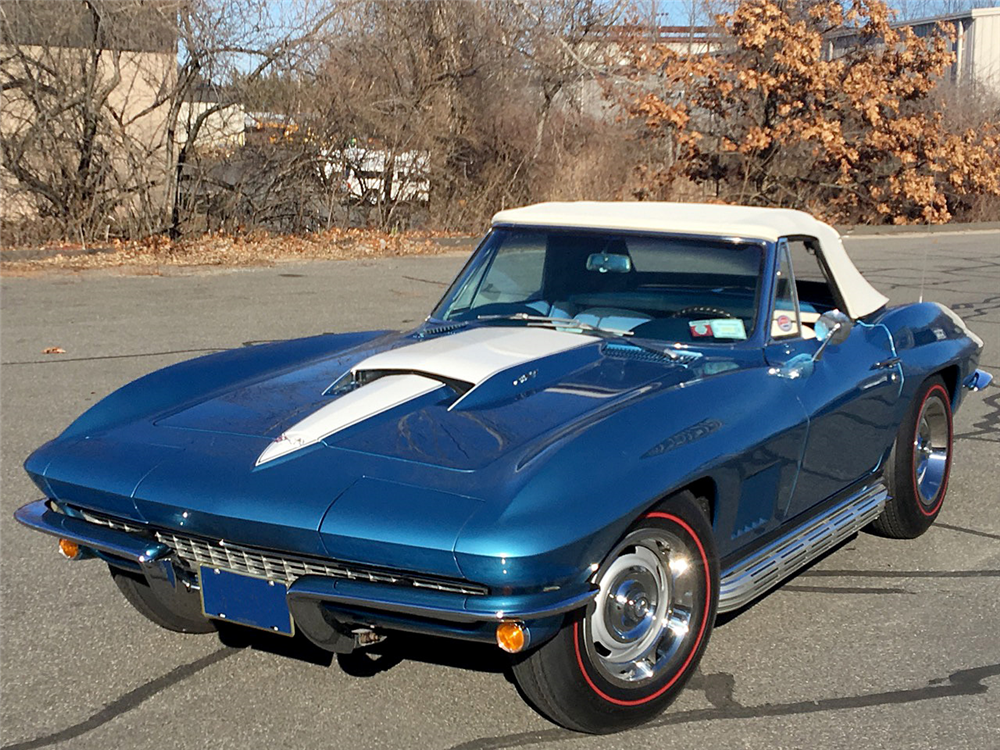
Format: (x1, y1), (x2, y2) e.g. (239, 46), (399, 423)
(77, 509), (486, 596)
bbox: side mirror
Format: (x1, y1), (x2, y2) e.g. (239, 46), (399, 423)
(813, 310), (852, 362)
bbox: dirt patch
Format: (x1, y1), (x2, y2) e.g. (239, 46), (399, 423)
(0, 229), (478, 277)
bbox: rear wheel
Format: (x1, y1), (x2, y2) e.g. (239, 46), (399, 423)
(111, 567), (216, 633)
(512, 491), (718, 733)
(871, 376), (953, 539)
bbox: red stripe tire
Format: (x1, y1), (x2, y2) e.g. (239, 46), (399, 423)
(871, 376), (953, 539)
(511, 490), (718, 733)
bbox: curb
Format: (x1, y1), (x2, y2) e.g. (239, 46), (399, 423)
(836, 221), (1000, 236)
(1, 245), (117, 262)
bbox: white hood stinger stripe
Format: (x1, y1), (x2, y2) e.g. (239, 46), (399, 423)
(255, 374), (442, 466)
(255, 326), (597, 466)
(352, 326), (594, 385)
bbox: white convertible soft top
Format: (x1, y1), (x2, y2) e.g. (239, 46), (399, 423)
(492, 201), (889, 320)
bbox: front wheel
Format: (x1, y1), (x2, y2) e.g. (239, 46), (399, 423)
(111, 567), (216, 634)
(870, 376), (953, 539)
(512, 491), (718, 733)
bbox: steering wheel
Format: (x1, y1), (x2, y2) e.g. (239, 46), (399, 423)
(669, 305), (736, 319)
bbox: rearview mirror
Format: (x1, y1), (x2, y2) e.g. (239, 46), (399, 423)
(586, 253), (631, 274)
(813, 310), (852, 362)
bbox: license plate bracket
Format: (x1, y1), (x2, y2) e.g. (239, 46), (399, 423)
(199, 566), (293, 636)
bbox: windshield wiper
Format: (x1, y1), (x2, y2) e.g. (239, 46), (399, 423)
(476, 312), (632, 334)
(476, 313), (683, 360)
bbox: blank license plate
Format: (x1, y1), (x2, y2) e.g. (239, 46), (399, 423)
(200, 566), (293, 635)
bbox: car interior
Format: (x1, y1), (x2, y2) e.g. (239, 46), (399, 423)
(445, 230), (847, 346)
(778, 237), (842, 340)
(450, 231), (762, 343)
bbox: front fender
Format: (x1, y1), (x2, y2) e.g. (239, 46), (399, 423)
(454, 363), (805, 590)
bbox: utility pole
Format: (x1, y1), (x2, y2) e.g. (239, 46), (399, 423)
(689, 0), (696, 56)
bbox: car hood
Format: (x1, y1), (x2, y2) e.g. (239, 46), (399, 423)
(151, 326), (692, 471)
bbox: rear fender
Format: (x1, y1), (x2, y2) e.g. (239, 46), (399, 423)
(875, 303), (983, 413)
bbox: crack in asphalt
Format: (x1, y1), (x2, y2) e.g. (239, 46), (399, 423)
(0, 648), (237, 750)
(447, 663), (1000, 750)
(782, 584), (913, 595)
(801, 568), (1000, 579)
(955, 388), (1000, 443)
(952, 294), (1000, 321)
(935, 522), (1000, 543)
(402, 274), (448, 286)
(1, 347), (223, 366)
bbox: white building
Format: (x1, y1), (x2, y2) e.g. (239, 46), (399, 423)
(177, 85), (246, 152)
(825, 6), (1000, 94)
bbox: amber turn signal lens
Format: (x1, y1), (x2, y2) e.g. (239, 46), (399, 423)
(496, 620), (528, 653)
(58, 538), (80, 559)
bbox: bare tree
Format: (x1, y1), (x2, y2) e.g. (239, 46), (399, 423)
(1, 0), (346, 241)
(897, 0), (999, 20)
(163, 0), (346, 236)
(1, 0), (180, 240)
(310, 0), (633, 230)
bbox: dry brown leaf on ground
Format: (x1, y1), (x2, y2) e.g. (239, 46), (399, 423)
(0, 228), (474, 275)
(42, 346), (66, 354)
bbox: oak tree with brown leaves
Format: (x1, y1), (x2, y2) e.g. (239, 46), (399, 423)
(621, 0), (1000, 224)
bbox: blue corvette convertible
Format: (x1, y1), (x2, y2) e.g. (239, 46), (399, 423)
(16, 202), (992, 732)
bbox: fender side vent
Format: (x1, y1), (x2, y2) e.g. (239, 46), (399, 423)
(717, 482), (888, 613)
(602, 342), (698, 364)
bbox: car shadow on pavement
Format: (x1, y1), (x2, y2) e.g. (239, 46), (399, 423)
(214, 622), (334, 667)
(336, 634), (511, 679)
(212, 621), (511, 680)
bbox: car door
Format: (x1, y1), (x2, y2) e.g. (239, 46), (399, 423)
(764, 238), (902, 518)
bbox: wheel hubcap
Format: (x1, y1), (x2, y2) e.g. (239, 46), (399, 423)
(913, 395), (949, 507)
(586, 529), (699, 685)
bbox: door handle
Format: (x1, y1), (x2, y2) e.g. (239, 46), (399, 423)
(871, 357), (901, 370)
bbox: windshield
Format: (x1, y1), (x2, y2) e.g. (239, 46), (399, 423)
(433, 228), (765, 343)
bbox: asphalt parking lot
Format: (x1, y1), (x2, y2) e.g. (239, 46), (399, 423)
(2, 230), (998, 750)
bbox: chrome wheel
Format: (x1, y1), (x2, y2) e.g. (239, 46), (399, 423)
(913, 393), (949, 507)
(585, 528), (699, 685)
(870, 378), (953, 539)
(511, 494), (717, 733)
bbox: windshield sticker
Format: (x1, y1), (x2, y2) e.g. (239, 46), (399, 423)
(775, 314), (794, 333)
(689, 319), (747, 340)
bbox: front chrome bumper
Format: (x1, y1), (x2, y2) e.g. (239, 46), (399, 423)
(14, 499), (170, 563)
(287, 575), (596, 624)
(13, 498), (597, 641)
